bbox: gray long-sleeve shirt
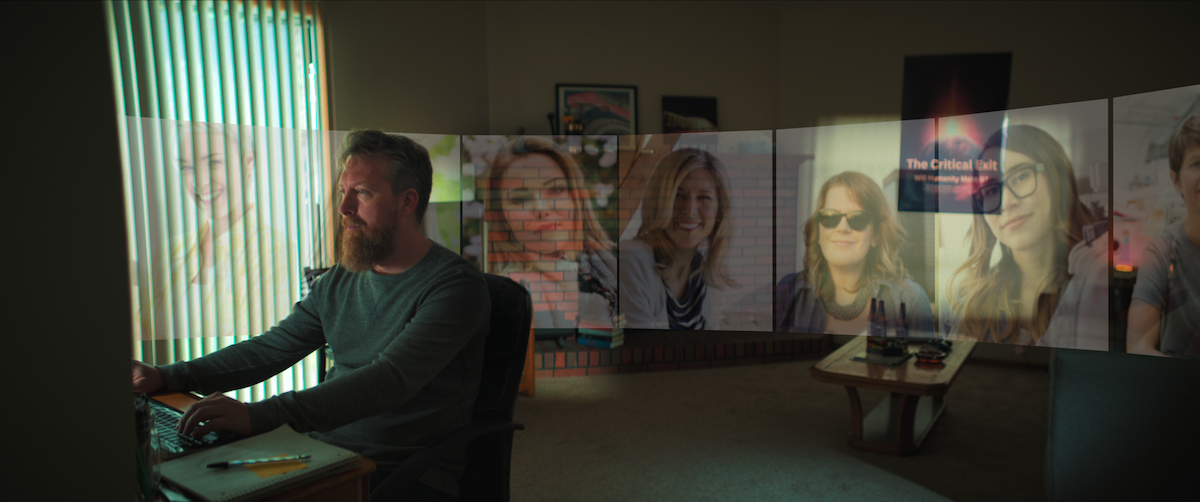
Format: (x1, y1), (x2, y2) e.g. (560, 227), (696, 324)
(158, 243), (490, 496)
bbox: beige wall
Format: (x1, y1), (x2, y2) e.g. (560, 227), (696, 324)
(324, 1), (491, 134)
(326, 1), (783, 135)
(777, 1), (1200, 129)
(325, 1), (1199, 135)
(483, 1), (781, 135)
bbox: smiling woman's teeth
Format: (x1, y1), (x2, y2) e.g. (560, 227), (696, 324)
(198, 191), (221, 202)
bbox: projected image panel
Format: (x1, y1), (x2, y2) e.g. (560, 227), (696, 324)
(775, 122), (937, 338)
(1113, 85), (1200, 359)
(934, 100), (1111, 350)
(464, 135), (620, 332)
(128, 119), (320, 340)
(617, 131), (774, 332)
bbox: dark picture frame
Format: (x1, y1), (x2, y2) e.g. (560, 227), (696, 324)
(662, 96), (718, 133)
(556, 84), (637, 136)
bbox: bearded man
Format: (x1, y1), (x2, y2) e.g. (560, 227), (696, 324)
(132, 130), (490, 501)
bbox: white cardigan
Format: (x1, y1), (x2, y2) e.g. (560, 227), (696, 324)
(618, 239), (715, 330)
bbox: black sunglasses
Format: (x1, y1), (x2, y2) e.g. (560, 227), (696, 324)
(817, 209), (873, 231)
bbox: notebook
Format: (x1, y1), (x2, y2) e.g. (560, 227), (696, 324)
(161, 424), (361, 502)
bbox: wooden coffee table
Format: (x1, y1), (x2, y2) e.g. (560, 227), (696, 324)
(810, 336), (975, 456)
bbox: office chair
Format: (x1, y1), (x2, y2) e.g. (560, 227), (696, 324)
(302, 267), (334, 383)
(1045, 349), (1199, 501)
(372, 273), (533, 502)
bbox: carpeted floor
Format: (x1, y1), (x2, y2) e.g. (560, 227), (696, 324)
(511, 357), (1050, 502)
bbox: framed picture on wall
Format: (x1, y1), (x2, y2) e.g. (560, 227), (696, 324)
(556, 84), (637, 136)
(662, 96), (717, 133)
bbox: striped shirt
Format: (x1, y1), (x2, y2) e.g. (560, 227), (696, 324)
(665, 253), (708, 330)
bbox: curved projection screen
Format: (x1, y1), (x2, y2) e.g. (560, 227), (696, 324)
(126, 84), (1199, 360)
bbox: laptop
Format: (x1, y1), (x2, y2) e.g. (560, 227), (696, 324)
(140, 394), (238, 460)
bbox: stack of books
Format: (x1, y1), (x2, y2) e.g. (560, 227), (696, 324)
(575, 314), (626, 349)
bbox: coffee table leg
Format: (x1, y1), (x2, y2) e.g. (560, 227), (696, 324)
(895, 393), (921, 450)
(845, 386), (863, 440)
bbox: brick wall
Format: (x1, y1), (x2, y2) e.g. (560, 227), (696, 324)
(533, 331), (829, 378)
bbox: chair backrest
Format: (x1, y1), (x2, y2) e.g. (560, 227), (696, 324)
(303, 267), (333, 383)
(473, 273), (533, 422)
(1046, 349), (1200, 501)
(302, 266), (330, 297)
(457, 274), (532, 501)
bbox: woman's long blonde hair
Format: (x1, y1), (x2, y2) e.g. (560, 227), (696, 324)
(635, 148), (735, 290)
(804, 172), (907, 296)
(947, 125), (1098, 344)
(481, 136), (613, 266)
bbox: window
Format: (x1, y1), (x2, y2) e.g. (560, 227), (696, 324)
(107, 0), (331, 400)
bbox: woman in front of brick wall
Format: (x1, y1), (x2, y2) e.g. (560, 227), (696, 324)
(482, 136), (619, 331)
(619, 148), (736, 330)
(774, 171), (934, 337)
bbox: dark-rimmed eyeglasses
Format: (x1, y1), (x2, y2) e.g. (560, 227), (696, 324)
(817, 209), (873, 231)
(971, 163), (1045, 214)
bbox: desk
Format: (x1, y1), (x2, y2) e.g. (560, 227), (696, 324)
(810, 336), (975, 456)
(154, 393), (375, 502)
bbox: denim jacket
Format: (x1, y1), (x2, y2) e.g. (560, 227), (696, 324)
(774, 271), (935, 337)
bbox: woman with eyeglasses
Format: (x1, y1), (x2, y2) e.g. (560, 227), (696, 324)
(619, 148), (735, 330)
(942, 124), (1106, 348)
(775, 171), (934, 336)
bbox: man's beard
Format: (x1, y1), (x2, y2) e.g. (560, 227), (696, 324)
(340, 214), (397, 273)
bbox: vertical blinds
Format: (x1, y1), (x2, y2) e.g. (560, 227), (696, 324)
(107, 0), (330, 402)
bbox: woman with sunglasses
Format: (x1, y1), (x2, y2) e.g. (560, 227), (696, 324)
(942, 124), (1106, 348)
(775, 172), (933, 336)
(620, 148), (735, 330)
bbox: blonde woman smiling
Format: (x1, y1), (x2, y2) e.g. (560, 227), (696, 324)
(619, 148), (735, 330)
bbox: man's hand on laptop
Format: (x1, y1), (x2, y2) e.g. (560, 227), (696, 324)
(132, 360), (164, 394)
(178, 392), (252, 438)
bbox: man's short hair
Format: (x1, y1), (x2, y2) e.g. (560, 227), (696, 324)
(337, 130), (433, 221)
(1169, 114), (1200, 174)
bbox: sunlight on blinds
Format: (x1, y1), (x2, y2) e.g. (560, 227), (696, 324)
(107, 0), (330, 402)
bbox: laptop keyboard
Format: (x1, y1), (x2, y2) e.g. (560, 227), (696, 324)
(149, 398), (233, 456)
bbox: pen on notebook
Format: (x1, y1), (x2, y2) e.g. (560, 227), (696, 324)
(207, 454), (312, 468)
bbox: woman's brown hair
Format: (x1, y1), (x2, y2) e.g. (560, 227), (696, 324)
(803, 171), (907, 296)
(947, 124), (1098, 344)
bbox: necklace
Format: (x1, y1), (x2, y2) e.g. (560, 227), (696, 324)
(821, 284), (870, 320)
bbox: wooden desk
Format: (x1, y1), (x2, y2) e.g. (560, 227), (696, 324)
(154, 393), (375, 502)
(810, 336), (975, 456)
